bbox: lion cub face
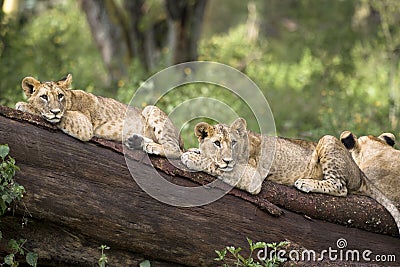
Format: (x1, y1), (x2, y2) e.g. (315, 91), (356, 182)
(340, 131), (396, 166)
(194, 118), (248, 172)
(21, 74), (72, 123)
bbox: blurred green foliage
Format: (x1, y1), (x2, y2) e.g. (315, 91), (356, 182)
(1, 0), (399, 148)
(200, 0), (398, 141)
(0, 0), (107, 106)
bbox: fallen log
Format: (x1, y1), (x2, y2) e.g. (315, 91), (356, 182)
(0, 105), (399, 266)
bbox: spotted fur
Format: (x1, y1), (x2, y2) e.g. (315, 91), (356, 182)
(181, 118), (400, 235)
(16, 74), (183, 158)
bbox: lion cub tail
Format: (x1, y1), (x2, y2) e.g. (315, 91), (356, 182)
(365, 183), (400, 237)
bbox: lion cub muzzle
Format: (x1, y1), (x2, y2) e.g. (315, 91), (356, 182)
(217, 157), (235, 172)
(43, 108), (63, 123)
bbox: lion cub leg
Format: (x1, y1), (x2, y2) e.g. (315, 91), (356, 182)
(140, 106), (182, 158)
(94, 119), (124, 141)
(222, 163), (263, 195)
(15, 102), (38, 114)
(181, 150), (262, 194)
(181, 148), (220, 172)
(58, 111), (94, 141)
(295, 135), (358, 197)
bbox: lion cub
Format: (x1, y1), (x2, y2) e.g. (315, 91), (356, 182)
(341, 131), (400, 203)
(16, 74), (183, 158)
(181, 118), (400, 235)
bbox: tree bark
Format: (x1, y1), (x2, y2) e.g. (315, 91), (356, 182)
(0, 105), (399, 266)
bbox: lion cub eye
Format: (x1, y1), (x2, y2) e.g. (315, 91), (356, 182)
(232, 140), (237, 147)
(40, 95), (48, 101)
(214, 141), (221, 148)
(58, 93), (64, 100)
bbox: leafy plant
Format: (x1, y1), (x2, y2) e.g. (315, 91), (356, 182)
(215, 238), (289, 267)
(0, 144), (24, 215)
(0, 144), (38, 267)
(3, 239), (38, 267)
(97, 245), (152, 267)
(139, 260), (151, 267)
(98, 244), (110, 267)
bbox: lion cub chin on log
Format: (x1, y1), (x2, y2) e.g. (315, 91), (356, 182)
(181, 118), (400, 236)
(16, 74), (184, 158)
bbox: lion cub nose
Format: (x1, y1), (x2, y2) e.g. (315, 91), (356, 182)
(223, 158), (233, 165)
(51, 109), (61, 115)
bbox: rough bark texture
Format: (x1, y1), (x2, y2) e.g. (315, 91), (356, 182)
(0, 105), (399, 266)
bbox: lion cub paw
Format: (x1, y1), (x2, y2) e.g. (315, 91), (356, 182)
(294, 178), (315, 193)
(143, 143), (162, 155)
(181, 151), (203, 171)
(15, 102), (29, 112)
(125, 134), (145, 150)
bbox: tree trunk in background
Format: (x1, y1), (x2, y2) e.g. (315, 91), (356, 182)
(388, 51), (400, 130)
(79, 0), (207, 85)
(165, 0), (207, 64)
(2, 0), (19, 15)
(369, 0), (400, 130)
(123, 0), (153, 70)
(79, 0), (129, 85)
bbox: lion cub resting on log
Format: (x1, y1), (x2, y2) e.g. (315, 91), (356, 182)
(341, 131), (400, 204)
(181, 118), (400, 235)
(16, 74), (183, 158)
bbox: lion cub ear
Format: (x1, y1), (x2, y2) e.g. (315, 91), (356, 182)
(340, 131), (357, 149)
(194, 122), (213, 141)
(21, 77), (40, 98)
(57, 74), (73, 88)
(378, 133), (395, 147)
(230, 117), (247, 137)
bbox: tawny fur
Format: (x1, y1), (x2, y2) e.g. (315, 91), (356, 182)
(339, 131), (400, 232)
(181, 118), (400, 235)
(16, 74), (183, 158)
